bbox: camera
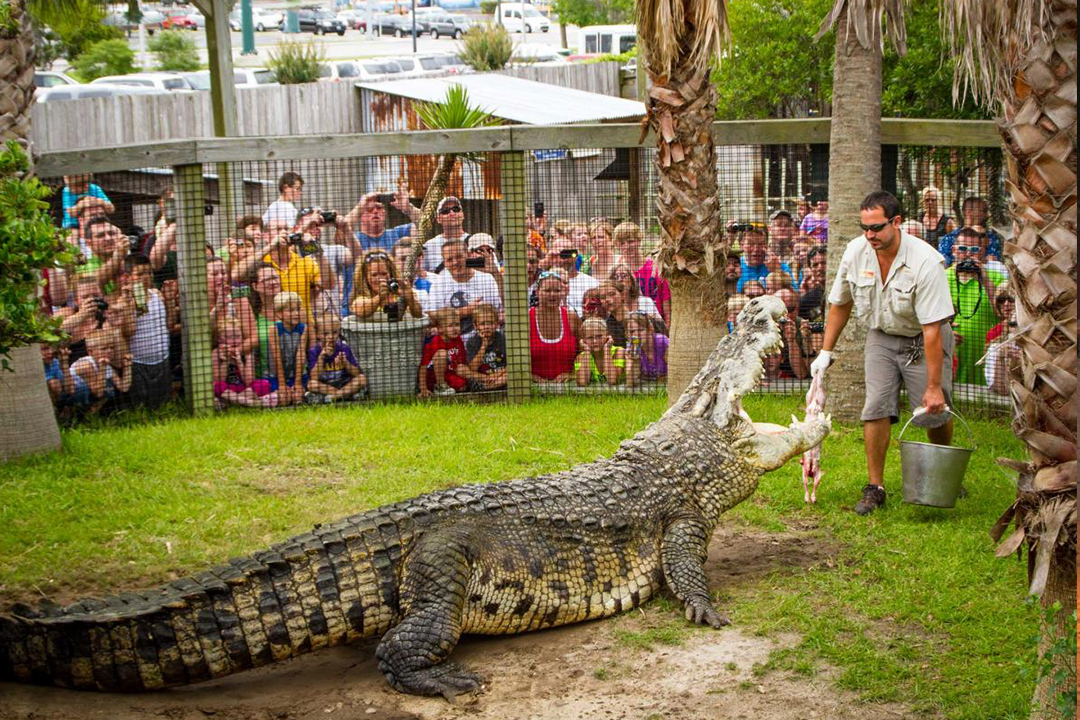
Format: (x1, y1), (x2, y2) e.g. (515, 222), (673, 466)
(466, 257), (486, 269)
(956, 259), (982, 275)
(375, 193), (396, 205)
(534, 201), (545, 218)
(387, 278), (400, 293)
(559, 248), (578, 259)
(320, 210), (337, 224)
(91, 297), (109, 327)
(287, 232), (304, 245)
(127, 234), (142, 254)
(383, 302), (400, 322)
(809, 321), (825, 333)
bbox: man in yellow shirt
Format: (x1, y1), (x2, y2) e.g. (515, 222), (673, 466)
(262, 215), (330, 324)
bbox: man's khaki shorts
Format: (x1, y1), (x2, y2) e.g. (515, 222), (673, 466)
(862, 324), (954, 428)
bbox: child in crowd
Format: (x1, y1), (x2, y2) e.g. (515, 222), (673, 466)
(306, 312), (367, 403)
(69, 329), (131, 412)
(465, 303), (507, 390)
(212, 319), (277, 408)
(726, 293), (749, 334)
(419, 308), (481, 397)
(627, 312), (668, 382)
(394, 238), (432, 293)
(575, 317), (630, 387)
(581, 287), (606, 321)
(42, 344), (74, 410)
(270, 291), (308, 406)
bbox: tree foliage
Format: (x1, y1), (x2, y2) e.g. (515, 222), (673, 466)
(712, 0), (991, 120)
(27, 0), (122, 64)
(149, 29), (199, 72)
(70, 38), (138, 81)
(266, 40), (324, 84)
(458, 22), (513, 72)
(0, 142), (77, 370)
(551, 0), (632, 29)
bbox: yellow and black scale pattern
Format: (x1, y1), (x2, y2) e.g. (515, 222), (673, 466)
(0, 415), (759, 697)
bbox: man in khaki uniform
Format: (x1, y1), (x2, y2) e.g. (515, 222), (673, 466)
(811, 191), (956, 516)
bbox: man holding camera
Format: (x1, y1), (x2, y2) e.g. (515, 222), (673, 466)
(812, 191), (956, 516)
(79, 216), (131, 293)
(262, 211), (332, 324)
(425, 238), (502, 335)
(343, 180), (422, 253)
(946, 226), (1004, 386)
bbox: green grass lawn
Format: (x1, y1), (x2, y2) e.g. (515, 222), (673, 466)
(0, 395), (1036, 718)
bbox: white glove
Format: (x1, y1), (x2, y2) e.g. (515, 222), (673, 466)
(809, 350), (833, 377)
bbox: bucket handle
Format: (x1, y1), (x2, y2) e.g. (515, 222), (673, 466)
(898, 406), (977, 451)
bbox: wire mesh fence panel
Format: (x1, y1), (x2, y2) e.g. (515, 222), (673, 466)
(35, 133), (1009, 424)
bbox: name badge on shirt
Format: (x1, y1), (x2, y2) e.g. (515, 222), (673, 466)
(861, 270), (876, 279)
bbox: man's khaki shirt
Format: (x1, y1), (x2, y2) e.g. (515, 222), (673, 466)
(828, 231), (954, 337)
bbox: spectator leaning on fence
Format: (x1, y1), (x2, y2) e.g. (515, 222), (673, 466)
(465, 303), (508, 391)
(262, 171), (304, 228)
(343, 181), (421, 254)
(213, 319), (277, 409)
(609, 263), (662, 324)
(736, 223), (791, 294)
(62, 173), (114, 230)
(422, 196), (468, 272)
(269, 291), (309, 406)
(575, 317), (631, 387)
(812, 190), (956, 517)
(937, 195), (1002, 266)
(529, 270), (580, 383)
(69, 328), (131, 413)
(418, 307), (481, 397)
(946, 226), (1004, 386)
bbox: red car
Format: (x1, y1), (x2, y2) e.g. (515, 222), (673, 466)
(163, 11), (196, 30)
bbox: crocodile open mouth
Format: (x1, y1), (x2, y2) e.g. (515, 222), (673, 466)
(729, 295), (786, 424)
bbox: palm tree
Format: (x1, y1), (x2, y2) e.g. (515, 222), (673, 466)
(403, 84), (500, 282)
(941, 1), (1076, 714)
(815, 0), (907, 421)
(634, 0), (732, 402)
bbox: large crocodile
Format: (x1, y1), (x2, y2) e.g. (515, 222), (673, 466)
(0, 295), (829, 699)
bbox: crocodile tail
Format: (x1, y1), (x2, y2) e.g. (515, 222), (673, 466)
(0, 528), (388, 691)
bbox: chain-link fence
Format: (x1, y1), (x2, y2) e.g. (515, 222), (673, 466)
(35, 129), (1010, 423)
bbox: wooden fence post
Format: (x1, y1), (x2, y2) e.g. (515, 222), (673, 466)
(174, 163), (214, 416)
(499, 150), (530, 403)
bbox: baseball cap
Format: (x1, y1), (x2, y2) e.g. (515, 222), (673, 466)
(769, 209), (793, 222)
(437, 196), (462, 214)
(467, 233), (496, 252)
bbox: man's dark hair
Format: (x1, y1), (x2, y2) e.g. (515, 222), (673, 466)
(236, 215), (263, 232)
(807, 246), (827, 264)
(957, 226), (986, 241)
(85, 215), (112, 235)
(277, 171), (303, 194)
(961, 195), (987, 210)
(859, 191), (901, 220)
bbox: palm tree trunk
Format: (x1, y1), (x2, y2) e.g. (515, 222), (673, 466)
(823, 4), (882, 422)
(647, 63), (726, 404)
(0, 345), (62, 461)
(405, 153), (457, 281)
(0, 0), (36, 143)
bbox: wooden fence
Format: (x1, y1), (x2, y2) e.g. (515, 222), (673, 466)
(29, 63), (622, 153)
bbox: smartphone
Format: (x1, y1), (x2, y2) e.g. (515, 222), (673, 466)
(465, 257), (486, 269)
(375, 193), (396, 205)
(534, 201), (545, 218)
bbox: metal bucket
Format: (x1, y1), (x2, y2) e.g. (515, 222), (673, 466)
(899, 408), (976, 508)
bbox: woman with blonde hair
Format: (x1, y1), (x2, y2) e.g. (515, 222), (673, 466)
(349, 250), (423, 321)
(918, 186), (955, 247)
(587, 220), (620, 280)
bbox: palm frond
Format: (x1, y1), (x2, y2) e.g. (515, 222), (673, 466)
(635, 0), (731, 78)
(815, 0), (907, 55)
(939, 0), (1054, 106)
(414, 84), (501, 131)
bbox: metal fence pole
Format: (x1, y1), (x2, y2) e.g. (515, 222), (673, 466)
(174, 163), (214, 416)
(499, 150), (530, 403)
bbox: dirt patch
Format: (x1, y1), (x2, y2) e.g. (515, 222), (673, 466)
(0, 529), (917, 720)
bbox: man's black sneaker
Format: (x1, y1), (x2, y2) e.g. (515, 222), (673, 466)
(854, 484), (886, 516)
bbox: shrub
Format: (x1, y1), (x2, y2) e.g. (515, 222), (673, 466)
(479, 0), (498, 14)
(458, 22), (512, 72)
(27, 0), (123, 63)
(266, 39), (325, 84)
(70, 38), (137, 81)
(148, 29), (199, 72)
(0, 141), (77, 369)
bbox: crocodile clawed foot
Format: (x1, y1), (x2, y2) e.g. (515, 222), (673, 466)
(684, 600), (731, 629)
(383, 662), (485, 701)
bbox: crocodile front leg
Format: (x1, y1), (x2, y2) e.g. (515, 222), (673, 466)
(661, 517), (730, 628)
(375, 530), (484, 700)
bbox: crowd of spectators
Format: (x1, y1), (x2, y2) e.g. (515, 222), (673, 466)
(38, 170), (1013, 416)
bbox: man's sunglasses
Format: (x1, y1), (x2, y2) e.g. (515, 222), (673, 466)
(858, 217), (899, 233)
(538, 270), (568, 284)
(439, 205), (462, 215)
(955, 245), (983, 253)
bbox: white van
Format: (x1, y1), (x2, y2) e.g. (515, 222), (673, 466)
(494, 3), (550, 33)
(577, 24), (636, 56)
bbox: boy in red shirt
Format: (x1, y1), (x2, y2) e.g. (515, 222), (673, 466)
(419, 308), (482, 397)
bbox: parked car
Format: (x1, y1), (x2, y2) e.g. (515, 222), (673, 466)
(34, 70), (78, 88)
(319, 59), (400, 82)
(181, 68), (277, 90)
(416, 8), (471, 39)
(162, 10), (196, 29)
(372, 13), (427, 37)
(445, 14), (473, 38)
(229, 7), (284, 31)
(281, 8), (347, 35)
(511, 42), (567, 65)
(336, 9), (364, 28)
(415, 53), (469, 75)
(104, 8), (167, 33)
(494, 3), (550, 33)
(384, 56), (427, 77)
(36, 84), (167, 102)
(184, 9), (206, 28)
(89, 72), (195, 91)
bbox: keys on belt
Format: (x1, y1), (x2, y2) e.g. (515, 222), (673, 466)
(905, 341), (923, 367)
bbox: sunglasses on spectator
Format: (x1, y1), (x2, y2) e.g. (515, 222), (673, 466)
(365, 251), (391, 262)
(439, 205), (462, 215)
(858, 217), (899, 232)
(955, 245), (984, 253)
(998, 296), (1015, 303)
(538, 270), (568, 284)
